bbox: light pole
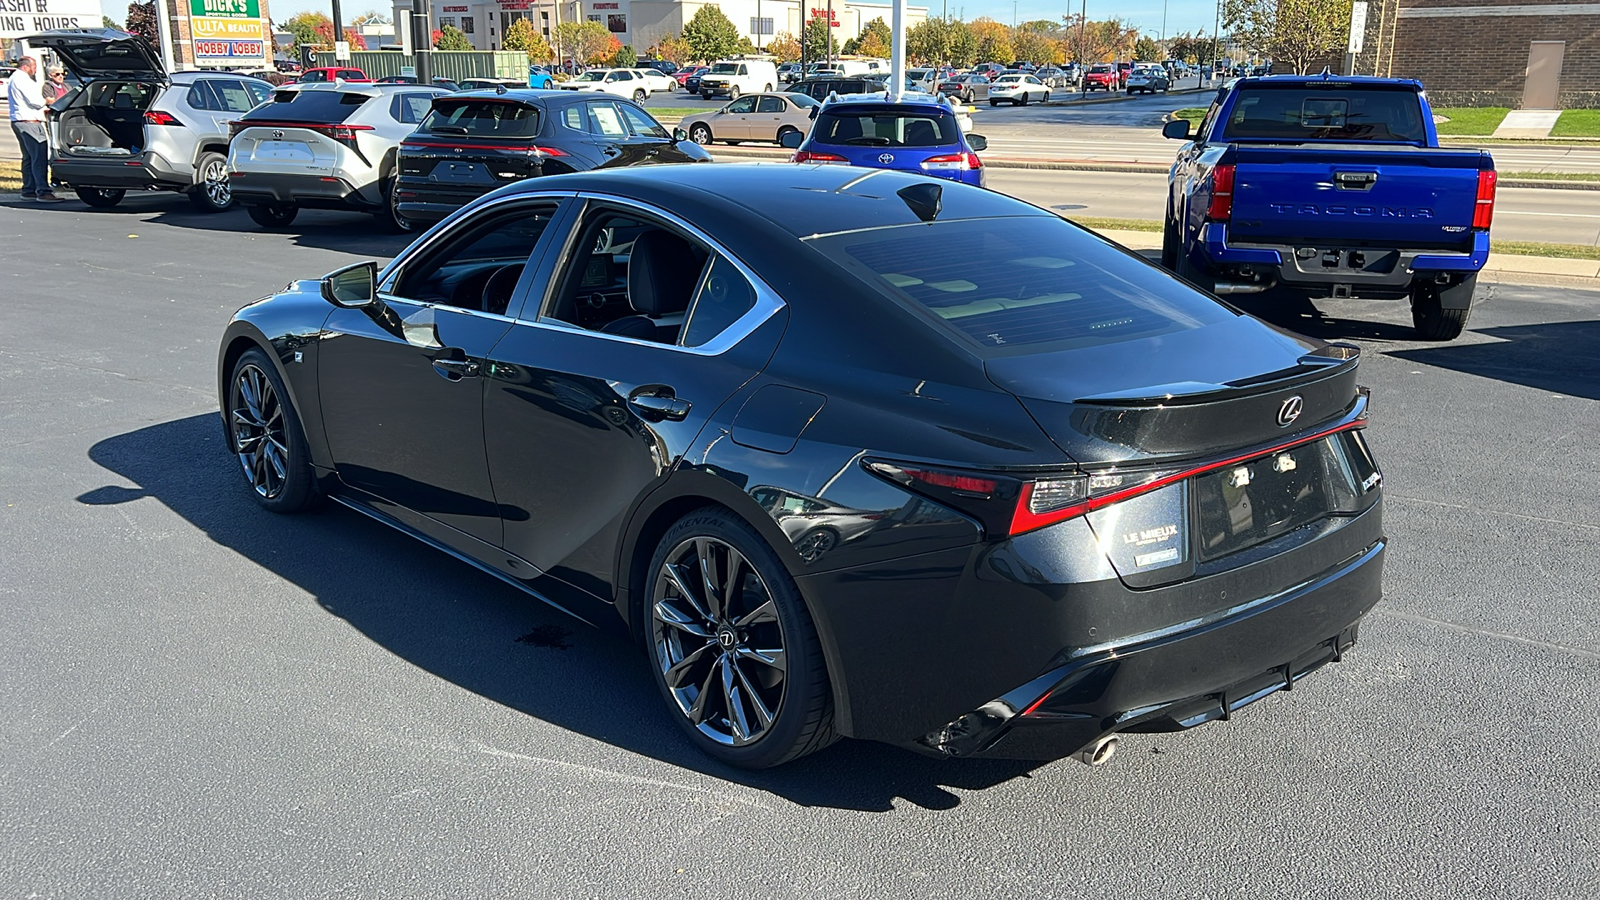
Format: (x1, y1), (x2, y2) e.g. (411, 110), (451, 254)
(1078, 0), (1087, 99)
(1160, 0), (1167, 43)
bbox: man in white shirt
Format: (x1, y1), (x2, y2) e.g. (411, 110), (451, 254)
(6, 56), (62, 202)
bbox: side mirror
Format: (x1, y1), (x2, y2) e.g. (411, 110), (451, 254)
(966, 133), (988, 152)
(673, 126), (689, 142)
(779, 130), (804, 149)
(807, 106), (819, 120)
(1162, 119), (1192, 140)
(320, 261), (378, 308)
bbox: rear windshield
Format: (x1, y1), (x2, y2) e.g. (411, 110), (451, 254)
(1090, 65), (1113, 73)
(243, 89), (369, 123)
(1220, 84), (1427, 142)
(812, 108), (959, 147)
(808, 217), (1234, 354)
(421, 99), (542, 137)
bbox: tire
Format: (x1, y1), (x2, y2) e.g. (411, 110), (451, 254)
(763, 83), (773, 92)
(1161, 215), (1179, 270)
(1411, 276), (1475, 341)
(378, 173), (414, 234)
(1019, 92), (1029, 106)
(1176, 244), (1215, 294)
(775, 125), (799, 146)
(989, 99), (998, 107)
(689, 123), (712, 144)
(247, 203), (298, 229)
(729, 85), (741, 101)
(77, 186), (125, 208)
(645, 508), (837, 769)
(187, 151), (232, 212)
(633, 88), (646, 103)
(225, 348), (320, 513)
(701, 91), (713, 100)
(1043, 91), (1050, 102)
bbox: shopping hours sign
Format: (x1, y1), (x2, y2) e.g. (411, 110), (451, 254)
(0, 0), (104, 40)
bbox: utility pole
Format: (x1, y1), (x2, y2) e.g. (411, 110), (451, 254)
(826, 0), (833, 68)
(1078, 0), (1087, 99)
(411, 0), (432, 83)
(1211, 0), (1220, 78)
(1160, 0), (1167, 43)
(154, 0), (178, 72)
(890, 0), (905, 99)
(331, 0), (347, 62)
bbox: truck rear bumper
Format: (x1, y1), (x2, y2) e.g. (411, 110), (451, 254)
(1200, 223), (1488, 294)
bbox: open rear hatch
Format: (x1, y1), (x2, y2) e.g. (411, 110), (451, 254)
(25, 29), (166, 82)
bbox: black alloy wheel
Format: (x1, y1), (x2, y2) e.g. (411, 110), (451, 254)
(77, 186), (125, 208)
(381, 173), (414, 234)
(227, 349), (318, 512)
(689, 123), (712, 144)
(647, 510), (835, 769)
(188, 152), (232, 212)
(247, 203), (298, 229)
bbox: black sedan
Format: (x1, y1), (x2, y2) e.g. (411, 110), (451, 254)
(393, 89), (709, 226)
(217, 164), (1386, 769)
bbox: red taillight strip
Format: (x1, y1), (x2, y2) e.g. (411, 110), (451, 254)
(401, 140), (566, 155)
(1206, 163), (1235, 221)
(1010, 418), (1368, 535)
(1474, 169), (1497, 230)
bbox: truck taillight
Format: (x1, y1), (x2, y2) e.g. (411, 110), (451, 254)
(1206, 163), (1235, 221)
(1474, 169), (1497, 230)
(143, 111), (182, 126)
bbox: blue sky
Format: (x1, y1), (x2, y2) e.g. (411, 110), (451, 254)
(100, 0), (1223, 40)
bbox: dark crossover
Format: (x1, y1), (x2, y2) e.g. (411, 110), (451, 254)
(216, 164), (1387, 769)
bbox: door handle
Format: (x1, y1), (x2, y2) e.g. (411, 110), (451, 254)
(431, 357), (480, 380)
(629, 387), (691, 422)
(601, 145), (621, 157)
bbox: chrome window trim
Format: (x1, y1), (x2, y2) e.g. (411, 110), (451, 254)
(520, 191), (787, 358)
(379, 190), (579, 295)
(372, 291), (523, 325)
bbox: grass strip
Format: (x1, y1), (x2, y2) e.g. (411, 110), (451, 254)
(1433, 107), (1510, 136)
(1, 159), (21, 193)
(1491, 240), (1600, 261)
(1502, 170), (1600, 182)
(1064, 215), (1163, 233)
(1551, 110), (1600, 138)
(1171, 107), (1207, 124)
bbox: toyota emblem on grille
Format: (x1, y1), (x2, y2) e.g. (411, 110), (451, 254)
(878, 152), (896, 164)
(271, 130), (283, 139)
(1277, 395), (1304, 427)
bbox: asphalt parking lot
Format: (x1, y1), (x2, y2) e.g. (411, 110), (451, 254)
(3, 195), (1598, 898)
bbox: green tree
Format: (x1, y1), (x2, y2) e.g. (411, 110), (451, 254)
(1134, 35), (1161, 61)
(103, 14), (122, 29)
(611, 44), (638, 67)
(766, 31), (801, 62)
(855, 17), (891, 58)
(969, 18), (1013, 64)
(504, 17), (553, 62)
(652, 35), (693, 64)
(435, 24), (472, 50)
(1223, 0), (1350, 73)
(284, 11), (334, 52)
(801, 17), (838, 61)
(1013, 28), (1059, 65)
(682, 5), (740, 63)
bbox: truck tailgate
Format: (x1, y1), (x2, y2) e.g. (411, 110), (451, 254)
(1228, 145), (1487, 249)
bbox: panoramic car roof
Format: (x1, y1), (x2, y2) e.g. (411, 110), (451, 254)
(526, 163), (1048, 238)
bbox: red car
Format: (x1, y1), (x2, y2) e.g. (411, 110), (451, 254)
(1083, 63), (1118, 92)
(675, 65), (708, 86)
(296, 67), (370, 83)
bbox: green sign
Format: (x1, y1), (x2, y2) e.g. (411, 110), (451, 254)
(189, 0), (259, 18)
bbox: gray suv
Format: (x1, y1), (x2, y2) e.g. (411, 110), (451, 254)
(29, 28), (271, 211)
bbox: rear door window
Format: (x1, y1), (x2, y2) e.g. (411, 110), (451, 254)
(808, 217), (1234, 354)
(585, 101), (629, 138)
(618, 103), (668, 138)
(757, 96), (785, 113)
(421, 98), (541, 136)
(389, 91), (437, 124)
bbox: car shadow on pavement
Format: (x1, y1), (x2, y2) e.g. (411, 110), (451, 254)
(1390, 321), (1600, 401)
(1225, 289), (1423, 343)
(81, 414), (1050, 813)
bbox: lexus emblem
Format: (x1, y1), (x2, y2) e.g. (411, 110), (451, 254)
(877, 152), (896, 164)
(1277, 395), (1304, 427)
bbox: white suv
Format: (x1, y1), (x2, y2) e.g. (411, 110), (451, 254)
(556, 68), (654, 103)
(227, 83), (447, 231)
(698, 59), (778, 101)
(31, 28), (272, 211)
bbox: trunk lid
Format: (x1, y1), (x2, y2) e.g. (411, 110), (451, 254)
(25, 29), (165, 82)
(984, 315), (1360, 465)
(1227, 144), (1487, 248)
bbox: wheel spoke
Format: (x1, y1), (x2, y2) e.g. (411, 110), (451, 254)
(721, 653), (749, 743)
(696, 538), (723, 621)
(653, 597), (712, 638)
(662, 641), (714, 689)
(686, 656), (723, 725)
(231, 408), (258, 429)
(730, 660), (775, 732)
(662, 562), (712, 622)
(735, 645), (786, 676)
(721, 545), (748, 617)
(734, 598), (778, 629)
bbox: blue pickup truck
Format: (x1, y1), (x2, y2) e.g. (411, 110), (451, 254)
(1161, 74), (1496, 340)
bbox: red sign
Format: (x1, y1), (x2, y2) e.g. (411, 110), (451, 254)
(809, 7), (839, 25)
(194, 39), (264, 57)
(496, 0), (529, 8)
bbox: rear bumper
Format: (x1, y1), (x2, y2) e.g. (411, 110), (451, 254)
(52, 151), (191, 190)
(1198, 222), (1489, 293)
(393, 180), (492, 222)
(230, 171), (376, 210)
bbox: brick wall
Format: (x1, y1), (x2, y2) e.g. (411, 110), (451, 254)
(1348, 0), (1600, 107)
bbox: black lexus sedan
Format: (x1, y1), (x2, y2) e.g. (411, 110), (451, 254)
(392, 89), (709, 227)
(217, 164), (1386, 770)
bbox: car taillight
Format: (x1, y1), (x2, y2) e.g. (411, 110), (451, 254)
(865, 418), (1369, 539)
(322, 124), (374, 144)
(144, 110), (182, 126)
(1474, 169), (1497, 230)
(1206, 163), (1235, 221)
(792, 150), (848, 164)
(921, 151), (981, 171)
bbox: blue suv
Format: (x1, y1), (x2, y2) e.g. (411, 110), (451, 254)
(781, 93), (988, 187)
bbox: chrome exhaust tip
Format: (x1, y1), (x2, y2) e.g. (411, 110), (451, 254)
(1073, 735), (1119, 767)
(1212, 281), (1271, 295)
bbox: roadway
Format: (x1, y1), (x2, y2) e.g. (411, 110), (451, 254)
(986, 168), (1600, 246)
